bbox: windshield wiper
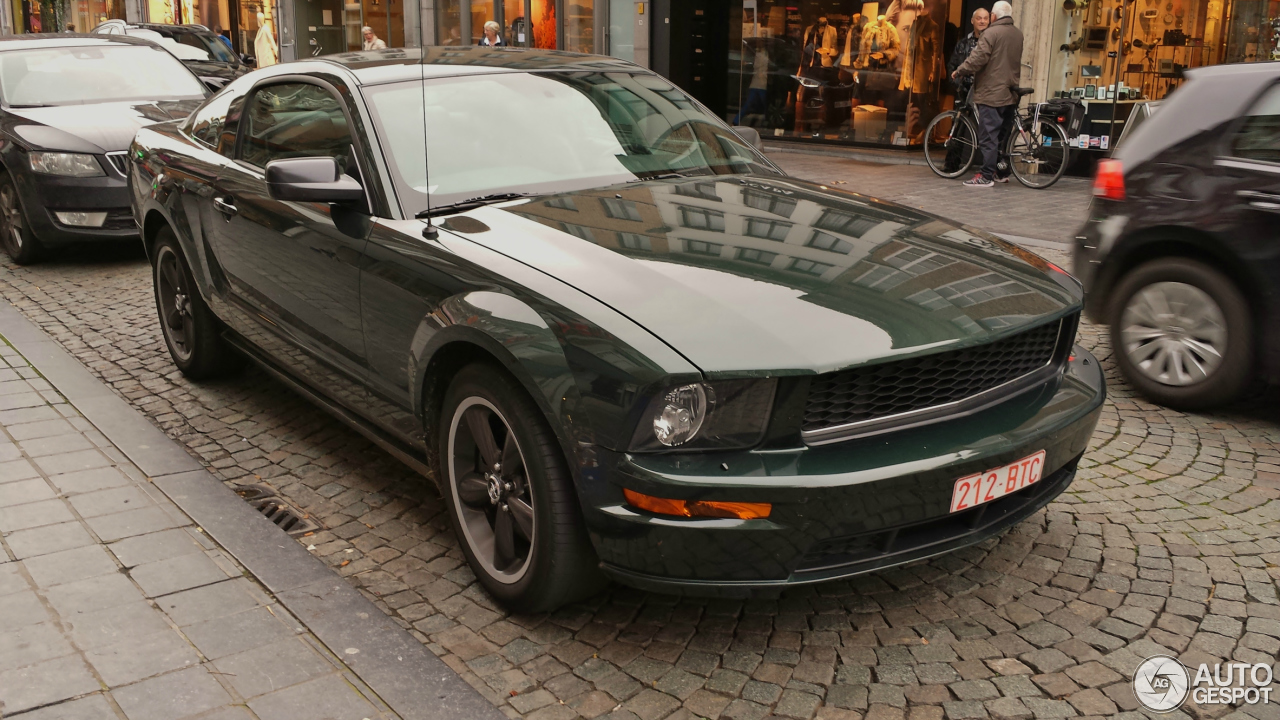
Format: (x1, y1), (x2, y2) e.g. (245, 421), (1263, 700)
(627, 172), (694, 183)
(415, 193), (533, 219)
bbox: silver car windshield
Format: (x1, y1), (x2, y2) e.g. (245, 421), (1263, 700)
(0, 45), (206, 107)
(361, 71), (780, 214)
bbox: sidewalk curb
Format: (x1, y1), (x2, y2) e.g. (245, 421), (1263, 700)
(0, 300), (506, 720)
(764, 140), (930, 167)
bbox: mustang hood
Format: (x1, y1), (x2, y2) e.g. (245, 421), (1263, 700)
(464, 175), (1081, 376)
(8, 99), (201, 154)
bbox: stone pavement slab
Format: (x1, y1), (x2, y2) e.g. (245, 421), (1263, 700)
(0, 339), (402, 719)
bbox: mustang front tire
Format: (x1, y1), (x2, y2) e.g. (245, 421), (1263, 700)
(152, 228), (240, 379)
(438, 362), (604, 610)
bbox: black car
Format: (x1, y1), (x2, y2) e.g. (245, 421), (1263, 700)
(0, 34), (207, 263)
(1074, 62), (1280, 409)
(131, 48), (1103, 610)
(93, 20), (252, 88)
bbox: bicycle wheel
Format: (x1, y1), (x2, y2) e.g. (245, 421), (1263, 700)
(1007, 120), (1069, 189)
(923, 111), (979, 179)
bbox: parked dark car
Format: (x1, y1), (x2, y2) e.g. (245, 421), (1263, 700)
(1074, 62), (1280, 409)
(130, 48), (1104, 610)
(0, 34), (207, 263)
(92, 20), (252, 88)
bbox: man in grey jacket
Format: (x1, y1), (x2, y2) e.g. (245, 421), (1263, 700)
(952, 0), (1023, 187)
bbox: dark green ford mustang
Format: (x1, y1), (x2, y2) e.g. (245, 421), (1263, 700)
(129, 48), (1104, 610)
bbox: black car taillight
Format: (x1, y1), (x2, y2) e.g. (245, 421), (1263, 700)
(1093, 159), (1125, 201)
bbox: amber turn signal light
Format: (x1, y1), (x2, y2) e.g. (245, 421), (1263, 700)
(623, 489), (771, 520)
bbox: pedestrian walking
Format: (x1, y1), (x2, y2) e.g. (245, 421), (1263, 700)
(362, 26), (386, 50)
(480, 20), (505, 46)
(952, 0), (1022, 188)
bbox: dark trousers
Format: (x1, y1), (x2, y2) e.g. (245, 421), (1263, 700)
(977, 103), (1016, 180)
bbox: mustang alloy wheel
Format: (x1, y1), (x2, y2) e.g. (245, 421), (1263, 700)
(0, 173), (41, 265)
(438, 364), (603, 610)
(151, 228), (240, 379)
(448, 397), (536, 583)
(1109, 257), (1252, 410)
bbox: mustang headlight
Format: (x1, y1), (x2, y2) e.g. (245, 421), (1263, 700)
(631, 379), (777, 451)
(29, 152), (105, 178)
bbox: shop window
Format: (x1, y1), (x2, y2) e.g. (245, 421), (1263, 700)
(742, 189), (796, 217)
(807, 230), (853, 254)
(618, 232), (651, 251)
(241, 83), (351, 169)
(679, 206), (726, 232)
(563, 222), (595, 240)
(789, 257), (833, 276)
(545, 196), (578, 211)
(685, 239), (723, 255)
(814, 209), (879, 237)
(744, 218), (791, 241)
(1231, 83), (1280, 163)
(601, 197), (642, 221)
(738, 248), (779, 265)
(565, 0), (594, 53)
(727, 0), (950, 148)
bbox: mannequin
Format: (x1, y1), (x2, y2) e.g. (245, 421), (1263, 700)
(799, 16), (839, 75)
(254, 12), (279, 67)
(855, 14), (899, 69)
(840, 13), (867, 67)
(899, 2), (939, 92)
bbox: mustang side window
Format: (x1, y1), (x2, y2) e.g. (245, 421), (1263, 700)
(1231, 84), (1280, 164)
(240, 82), (353, 169)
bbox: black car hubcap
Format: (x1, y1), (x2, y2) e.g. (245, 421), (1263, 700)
(156, 248), (195, 362)
(0, 183), (24, 255)
(448, 398), (534, 583)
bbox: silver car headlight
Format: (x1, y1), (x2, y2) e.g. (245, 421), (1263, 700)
(629, 379), (777, 451)
(29, 152), (105, 178)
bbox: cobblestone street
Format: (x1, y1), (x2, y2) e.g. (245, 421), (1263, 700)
(0, 155), (1277, 720)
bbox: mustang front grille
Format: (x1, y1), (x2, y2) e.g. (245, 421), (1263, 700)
(803, 317), (1069, 443)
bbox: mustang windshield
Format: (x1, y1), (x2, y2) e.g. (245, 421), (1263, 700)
(362, 71), (779, 214)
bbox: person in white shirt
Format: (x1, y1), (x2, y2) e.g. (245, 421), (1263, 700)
(362, 26), (387, 51)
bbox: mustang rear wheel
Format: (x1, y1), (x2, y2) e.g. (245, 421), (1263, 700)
(1109, 258), (1252, 410)
(439, 363), (603, 610)
(0, 172), (42, 265)
(152, 228), (240, 379)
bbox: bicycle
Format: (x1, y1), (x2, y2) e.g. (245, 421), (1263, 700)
(924, 85), (1070, 189)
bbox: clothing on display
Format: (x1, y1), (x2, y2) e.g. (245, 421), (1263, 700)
(254, 12), (279, 67)
(900, 8), (940, 92)
(801, 19), (840, 72)
(855, 15), (900, 68)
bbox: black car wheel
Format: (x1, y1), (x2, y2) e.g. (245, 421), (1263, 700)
(1109, 258), (1252, 410)
(152, 228), (240, 379)
(439, 363), (603, 610)
(0, 172), (42, 265)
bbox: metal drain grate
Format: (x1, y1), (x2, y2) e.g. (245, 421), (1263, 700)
(234, 484), (319, 536)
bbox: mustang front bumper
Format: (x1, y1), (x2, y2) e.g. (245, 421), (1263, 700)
(582, 346), (1105, 595)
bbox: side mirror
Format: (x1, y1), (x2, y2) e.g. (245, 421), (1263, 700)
(241, 54), (256, 67)
(733, 126), (764, 151)
(265, 156), (366, 204)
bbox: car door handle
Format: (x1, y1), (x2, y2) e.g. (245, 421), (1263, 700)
(213, 197), (238, 218)
(1237, 189), (1280, 212)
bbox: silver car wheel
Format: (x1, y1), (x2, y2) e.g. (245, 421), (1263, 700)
(1120, 281), (1227, 387)
(447, 397), (535, 585)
